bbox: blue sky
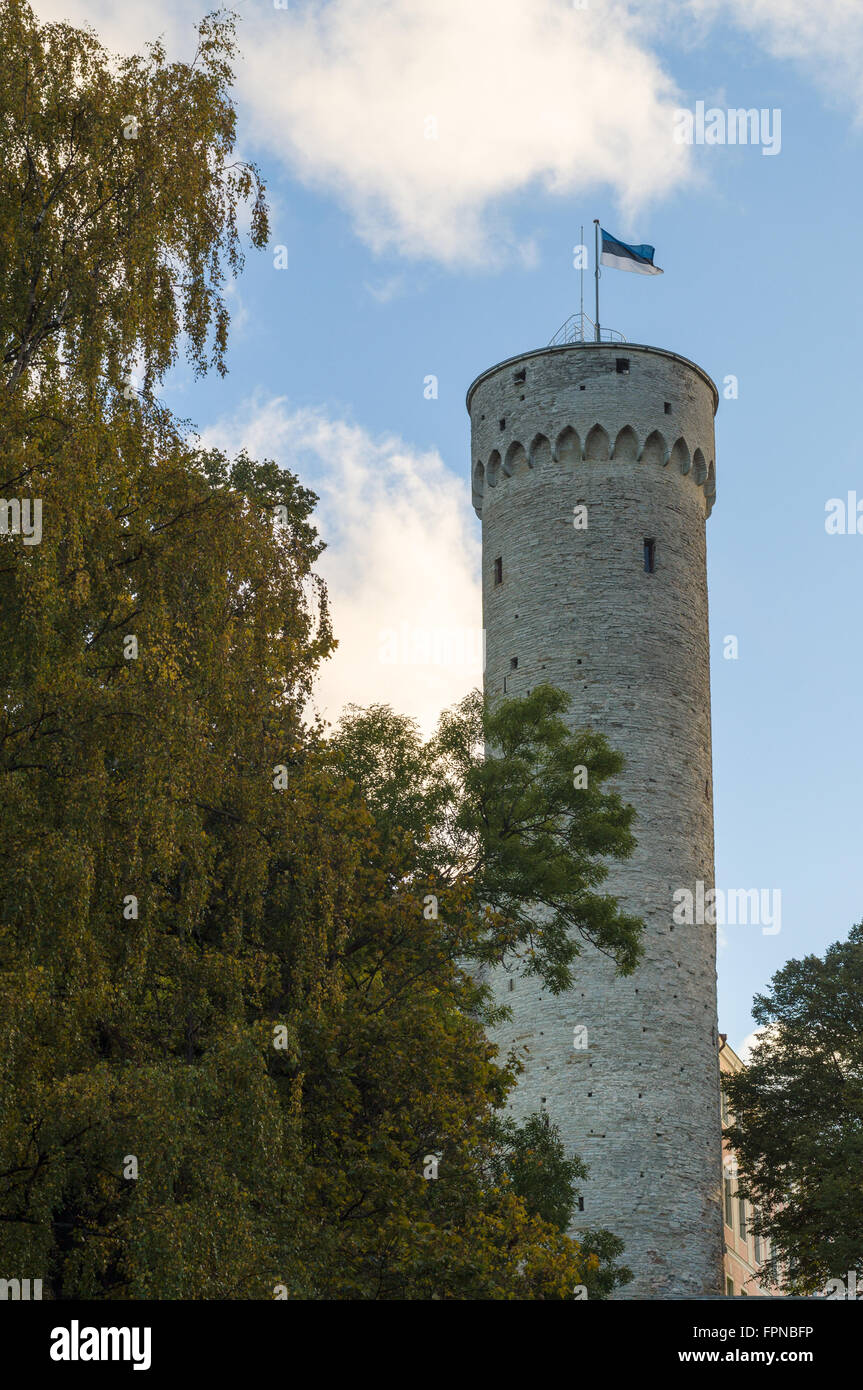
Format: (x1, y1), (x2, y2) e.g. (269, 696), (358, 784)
(45, 0), (863, 1053)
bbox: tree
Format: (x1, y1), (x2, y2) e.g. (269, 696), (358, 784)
(0, 0), (267, 399)
(724, 923), (863, 1295)
(331, 687), (644, 994)
(0, 1), (315, 1297)
(271, 795), (632, 1299)
(492, 1112), (631, 1296)
(311, 691), (641, 1296)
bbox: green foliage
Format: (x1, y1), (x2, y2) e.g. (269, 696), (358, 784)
(494, 1112), (587, 1233)
(0, 0), (267, 395)
(724, 923), (863, 1295)
(332, 686), (644, 993)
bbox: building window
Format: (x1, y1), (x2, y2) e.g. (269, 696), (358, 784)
(724, 1171), (734, 1227)
(644, 538), (656, 573)
(493, 556), (503, 585)
(753, 1230), (762, 1264)
(616, 357), (630, 374)
(720, 1088), (729, 1126)
(726, 1276), (735, 1297)
(738, 1194), (747, 1237)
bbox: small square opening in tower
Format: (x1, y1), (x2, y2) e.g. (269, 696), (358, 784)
(513, 368), (526, 384)
(644, 539), (656, 573)
(493, 556), (503, 585)
(616, 357), (630, 374)
(510, 656), (518, 670)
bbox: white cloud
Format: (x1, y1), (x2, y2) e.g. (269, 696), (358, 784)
(198, 398), (482, 735)
(667, 0), (863, 119)
(735, 1023), (781, 1063)
(238, 0), (691, 265)
(30, 0), (863, 266)
(363, 274), (410, 305)
(735, 1029), (762, 1063)
(33, 0), (692, 266)
(31, 0), (193, 60)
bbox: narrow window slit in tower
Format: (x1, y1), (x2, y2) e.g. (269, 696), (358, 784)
(508, 978), (514, 992)
(577, 1197), (585, 1212)
(644, 538), (656, 573)
(616, 357), (630, 374)
(664, 401), (672, 414)
(499, 418), (506, 430)
(510, 656), (518, 669)
(493, 556), (503, 585)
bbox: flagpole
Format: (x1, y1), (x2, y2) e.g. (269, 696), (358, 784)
(594, 219), (601, 343)
(579, 223), (584, 340)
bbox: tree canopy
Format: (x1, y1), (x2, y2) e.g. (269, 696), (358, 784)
(724, 923), (863, 1296)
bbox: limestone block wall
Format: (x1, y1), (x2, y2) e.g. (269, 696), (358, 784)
(467, 342), (724, 1298)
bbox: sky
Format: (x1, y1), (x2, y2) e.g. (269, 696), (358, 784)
(34, 0), (863, 1056)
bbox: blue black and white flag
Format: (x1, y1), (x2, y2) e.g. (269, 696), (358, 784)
(600, 228), (663, 276)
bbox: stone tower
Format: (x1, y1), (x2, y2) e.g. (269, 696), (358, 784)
(467, 339), (724, 1298)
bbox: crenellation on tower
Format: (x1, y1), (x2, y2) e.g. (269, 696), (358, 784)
(468, 338), (724, 1299)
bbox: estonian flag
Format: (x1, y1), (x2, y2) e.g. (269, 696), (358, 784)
(600, 228), (663, 276)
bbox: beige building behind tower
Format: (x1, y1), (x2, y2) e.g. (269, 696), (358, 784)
(720, 1036), (783, 1296)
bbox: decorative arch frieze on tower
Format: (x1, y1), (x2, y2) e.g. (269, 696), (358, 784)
(466, 341), (724, 1299)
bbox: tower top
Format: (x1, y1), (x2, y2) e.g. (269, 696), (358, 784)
(465, 339), (719, 416)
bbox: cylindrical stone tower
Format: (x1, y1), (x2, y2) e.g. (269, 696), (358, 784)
(467, 340), (723, 1299)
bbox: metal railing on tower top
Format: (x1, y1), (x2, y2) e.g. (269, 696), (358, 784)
(548, 312), (627, 346)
